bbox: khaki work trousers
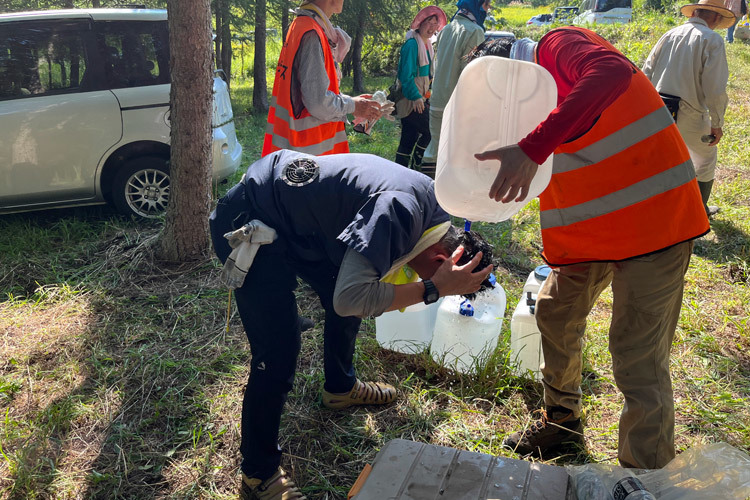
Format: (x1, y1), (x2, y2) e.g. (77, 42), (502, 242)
(536, 241), (693, 469)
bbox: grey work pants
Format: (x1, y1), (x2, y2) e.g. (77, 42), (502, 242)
(536, 241), (693, 469)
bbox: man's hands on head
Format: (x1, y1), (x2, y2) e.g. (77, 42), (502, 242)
(475, 144), (539, 203)
(430, 246), (493, 297)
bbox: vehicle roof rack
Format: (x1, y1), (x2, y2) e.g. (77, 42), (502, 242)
(116, 3), (147, 8)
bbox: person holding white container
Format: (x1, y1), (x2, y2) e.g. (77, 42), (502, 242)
(472, 31), (709, 470)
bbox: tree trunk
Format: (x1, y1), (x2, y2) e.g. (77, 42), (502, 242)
(91, 0), (100, 7)
(281, 0), (290, 41)
(220, 0), (232, 82)
(158, 0), (214, 262)
(214, 0), (223, 68)
(252, 0), (268, 113)
(352, 19), (366, 94)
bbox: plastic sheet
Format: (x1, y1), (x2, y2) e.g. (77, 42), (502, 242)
(567, 442), (750, 500)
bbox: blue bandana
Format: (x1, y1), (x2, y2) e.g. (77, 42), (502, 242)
(455, 0), (488, 29)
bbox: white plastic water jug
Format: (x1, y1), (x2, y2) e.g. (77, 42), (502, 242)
(435, 56), (558, 222)
(375, 299), (443, 354)
(430, 279), (506, 374)
(509, 265), (551, 380)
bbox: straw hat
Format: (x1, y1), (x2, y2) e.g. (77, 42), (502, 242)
(680, 0), (736, 29)
(410, 5), (448, 31)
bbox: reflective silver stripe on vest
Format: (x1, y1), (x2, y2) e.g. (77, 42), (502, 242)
(540, 159), (695, 229)
(269, 95), (331, 132)
(553, 107), (674, 174)
(268, 126), (348, 155)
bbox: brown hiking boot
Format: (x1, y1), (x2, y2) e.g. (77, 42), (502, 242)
(240, 468), (306, 500)
(322, 379), (397, 409)
(503, 407), (583, 457)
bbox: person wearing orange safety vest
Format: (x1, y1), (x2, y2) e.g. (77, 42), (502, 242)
(473, 28), (709, 470)
(262, 0), (382, 157)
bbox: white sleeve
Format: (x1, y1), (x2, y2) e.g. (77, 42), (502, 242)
(701, 38), (729, 128)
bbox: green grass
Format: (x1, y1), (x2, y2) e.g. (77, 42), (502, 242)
(1, 4), (749, 499)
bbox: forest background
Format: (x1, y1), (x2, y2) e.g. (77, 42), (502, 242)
(1, 0), (749, 498)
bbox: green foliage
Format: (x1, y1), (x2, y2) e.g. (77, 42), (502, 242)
(362, 35), (403, 76)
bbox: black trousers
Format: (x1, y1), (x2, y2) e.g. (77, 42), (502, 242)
(209, 183), (361, 480)
(395, 106), (431, 169)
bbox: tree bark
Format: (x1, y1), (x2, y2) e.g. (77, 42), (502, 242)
(252, 0), (268, 113)
(352, 18), (366, 94)
(214, 0), (223, 69)
(220, 0), (232, 82)
(281, 0), (290, 42)
(158, 0), (214, 262)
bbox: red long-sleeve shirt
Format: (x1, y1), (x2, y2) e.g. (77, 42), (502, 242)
(518, 29), (634, 165)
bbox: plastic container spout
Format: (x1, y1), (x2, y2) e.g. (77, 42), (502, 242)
(459, 299), (475, 317)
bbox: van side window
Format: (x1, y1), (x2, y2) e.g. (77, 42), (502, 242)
(595, 0), (631, 11)
(0, 21), (89, 100)
(95, 21), (170, 89)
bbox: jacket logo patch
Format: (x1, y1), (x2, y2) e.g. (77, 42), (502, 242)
(282, 158), (319, 187)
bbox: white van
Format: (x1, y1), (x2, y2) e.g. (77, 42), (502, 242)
(574, 0), (632, 24)
(0, 8), (243, 218)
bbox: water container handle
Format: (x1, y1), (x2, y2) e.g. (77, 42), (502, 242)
(526, 291), (537, 314)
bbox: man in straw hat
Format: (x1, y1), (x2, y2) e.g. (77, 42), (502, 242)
(643, 0), (735, 218)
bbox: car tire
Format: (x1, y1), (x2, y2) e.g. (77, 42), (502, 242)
(111, 156), (170, 218)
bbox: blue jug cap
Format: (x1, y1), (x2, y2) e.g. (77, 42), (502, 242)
(488, 273), (497, 286)
(533, 265), (551, 282)
(459, 299), (475, 317)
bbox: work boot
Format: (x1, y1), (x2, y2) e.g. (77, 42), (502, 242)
(412, 143), (427, 170)
(503, 406), (583, 457)
(240, 467), (306, 500)
(697, 180), (720, 217)
(395, 151), (411, 167)
(322, 379), (397, 409)
(420, 162), (436, 179)
(298, 317), (315, 332)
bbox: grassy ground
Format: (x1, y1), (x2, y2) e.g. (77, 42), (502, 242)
(1, 5), (749, 500)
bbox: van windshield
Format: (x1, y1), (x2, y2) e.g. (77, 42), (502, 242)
(594, 0), (631, 11)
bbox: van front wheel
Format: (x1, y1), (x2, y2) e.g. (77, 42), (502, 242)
(111, 156), (170, 218)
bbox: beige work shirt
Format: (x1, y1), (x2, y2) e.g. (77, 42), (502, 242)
(642, 17), (729, 128)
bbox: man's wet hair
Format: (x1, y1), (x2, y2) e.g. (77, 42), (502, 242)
(438, 224), (462, 254)
(466, 38), (514, 62)
(438, 225), (496, 298)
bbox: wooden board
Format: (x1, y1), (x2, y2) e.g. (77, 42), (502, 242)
(350, 439), (573, 500)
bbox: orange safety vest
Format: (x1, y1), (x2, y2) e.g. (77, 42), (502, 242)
(537, 27), (709, 266)
(261, 16), (349, 157)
